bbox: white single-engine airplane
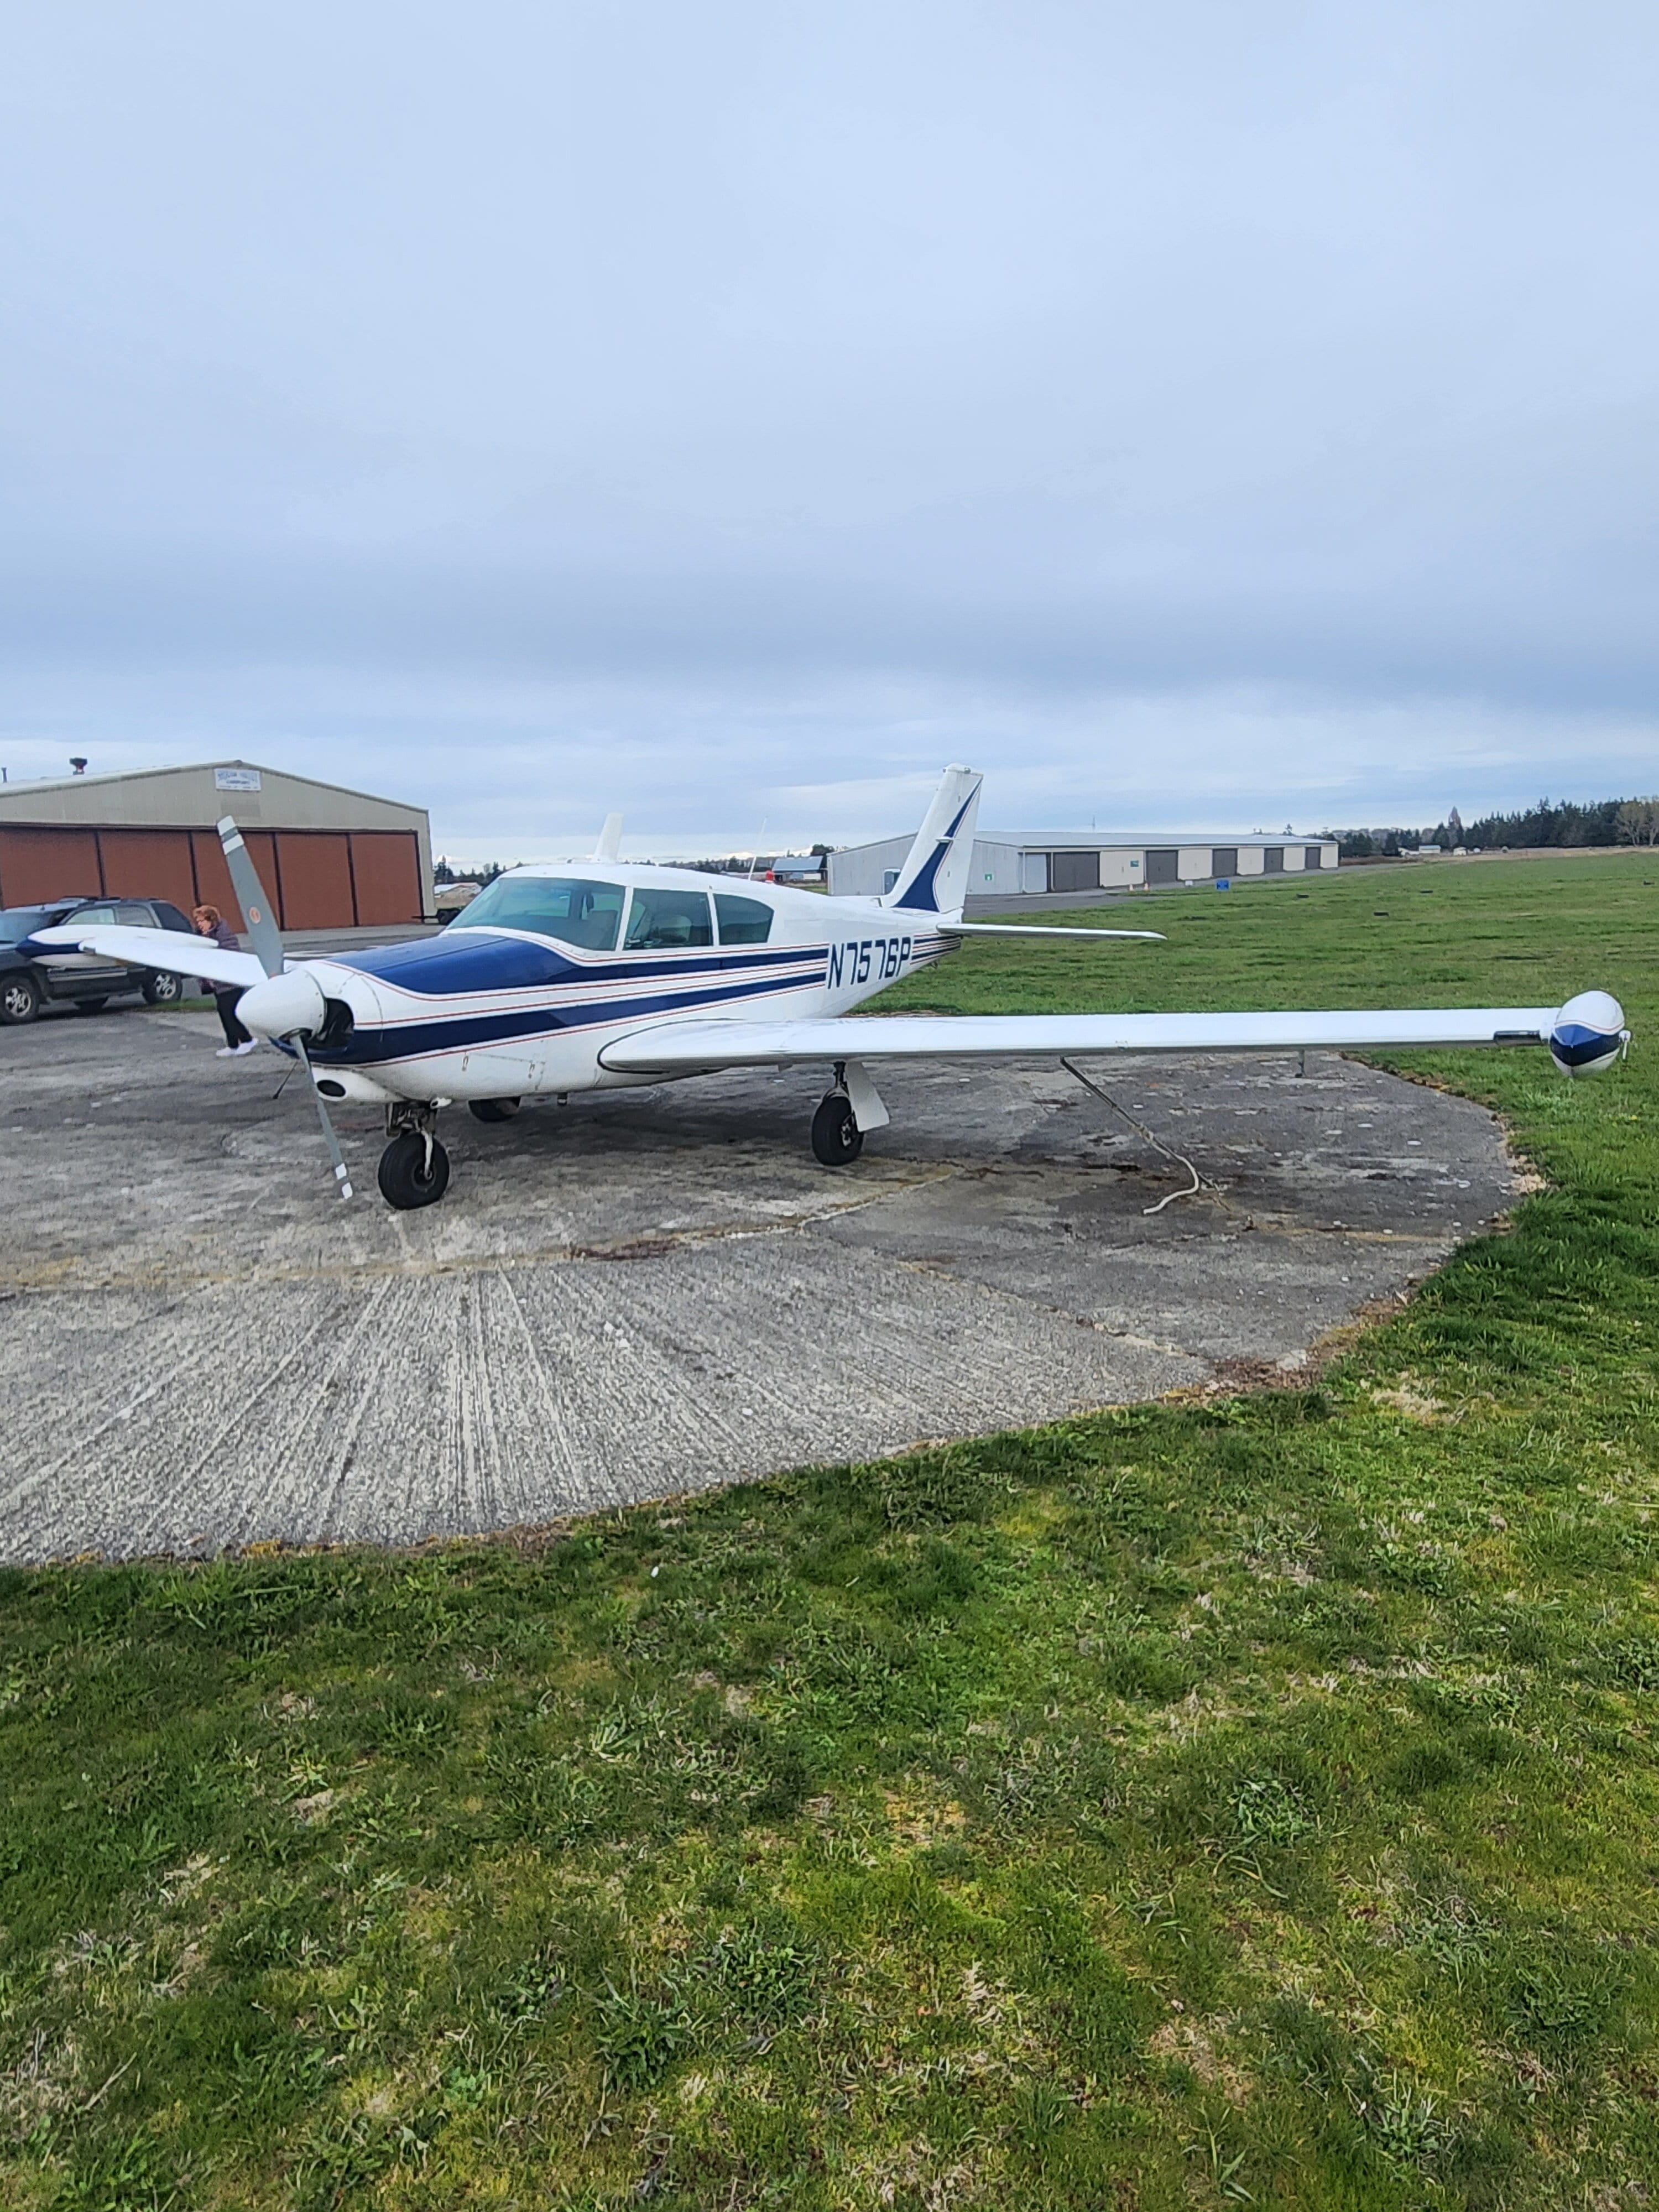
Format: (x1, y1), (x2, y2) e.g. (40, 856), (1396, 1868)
(28, 766), (1629, 1209)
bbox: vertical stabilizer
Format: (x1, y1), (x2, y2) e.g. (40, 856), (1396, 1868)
(593, 813), (624, 863)
(880, 766), (983, 915)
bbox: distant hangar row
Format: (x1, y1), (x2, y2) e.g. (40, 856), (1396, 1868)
(828, 831), (1336, 899)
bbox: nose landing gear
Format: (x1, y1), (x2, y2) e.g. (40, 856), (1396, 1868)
(378, 1101), (450, 1209)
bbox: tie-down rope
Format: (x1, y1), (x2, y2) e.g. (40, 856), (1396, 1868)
(1060, 1056), (1204, 1215)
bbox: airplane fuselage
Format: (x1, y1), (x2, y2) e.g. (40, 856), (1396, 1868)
(280, 866), (949, 1107)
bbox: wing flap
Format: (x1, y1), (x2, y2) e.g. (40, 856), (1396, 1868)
(599, 1007), (1560, 1073)
(26, 925), (268, 992)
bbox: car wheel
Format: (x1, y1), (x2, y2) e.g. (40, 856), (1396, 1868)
(0, 974), (41, 1025)
(142, 971), (182, 1005)
(75, 998), (109, 1015)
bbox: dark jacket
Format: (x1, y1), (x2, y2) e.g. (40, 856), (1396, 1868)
(201, 918), (242, 994)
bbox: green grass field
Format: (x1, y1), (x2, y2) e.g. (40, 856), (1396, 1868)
(3, 852), (1657, 2209)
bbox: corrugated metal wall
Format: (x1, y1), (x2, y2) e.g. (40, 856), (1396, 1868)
(0, 826), (424, 927)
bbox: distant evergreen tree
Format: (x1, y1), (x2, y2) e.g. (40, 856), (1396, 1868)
(1338, 797), (1643, 853)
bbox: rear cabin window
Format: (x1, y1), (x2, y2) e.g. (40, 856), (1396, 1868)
(459, 875), (625, 951)
(714, 893), (773, 945)
(624, 889), (714, 951)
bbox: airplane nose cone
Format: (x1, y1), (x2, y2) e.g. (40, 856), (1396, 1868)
(1550, 989), (1627, 1078)
(237, 968), (328, 1040)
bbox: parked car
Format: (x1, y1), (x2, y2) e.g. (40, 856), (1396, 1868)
(0, 896), (199, 1025)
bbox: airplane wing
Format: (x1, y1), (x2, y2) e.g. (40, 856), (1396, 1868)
(25, 925), (269, 993)
(599, 1005), (1563, 1073)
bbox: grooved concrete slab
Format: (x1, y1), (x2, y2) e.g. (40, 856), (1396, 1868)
(0, 1007), (1519, 1560)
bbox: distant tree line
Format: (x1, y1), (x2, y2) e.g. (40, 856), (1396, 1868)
(434, 858), (510, 886)
(435, 845), (834, 883)
(1334, 797), (1659, 859)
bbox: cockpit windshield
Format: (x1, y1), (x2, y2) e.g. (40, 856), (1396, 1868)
(458, 875), (625, 952)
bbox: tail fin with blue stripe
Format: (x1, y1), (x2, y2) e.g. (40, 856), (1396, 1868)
(880, 766), (983, 916)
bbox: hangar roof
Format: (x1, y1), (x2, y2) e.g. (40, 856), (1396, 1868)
(838, 827), (1337, 855)
(0, 759), (426, 833)
(978, 830), (1334, 848)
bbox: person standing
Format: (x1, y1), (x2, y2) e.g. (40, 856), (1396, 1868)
(193, 905), (258, 1057)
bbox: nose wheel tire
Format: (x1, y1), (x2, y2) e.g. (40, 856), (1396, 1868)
(468, 1097), (521, 1123)
(377, 1131), (451, 1209)
(811, 1092), (864, 1166)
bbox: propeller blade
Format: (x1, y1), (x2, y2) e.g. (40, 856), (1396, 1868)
(217, 817), (286, 979)
(291, 1035), (354, 1201)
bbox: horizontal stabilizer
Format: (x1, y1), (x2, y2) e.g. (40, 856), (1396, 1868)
(940, 921), (1165, 942)
(25, 924), (269, 993)
(599, 1004), (1568, 1074)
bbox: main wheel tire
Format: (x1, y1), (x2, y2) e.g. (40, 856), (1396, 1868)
(468, 1097), (521, 1123)
(75, 997), (109, 1014)
(811, 1092), (864, 1166)
(377, 1131), (451, 1209)
(142, 971), (182, 1005)
(0, 974), (41, 1025)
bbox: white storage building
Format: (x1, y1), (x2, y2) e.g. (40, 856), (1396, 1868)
(827, 830), (1339, 903)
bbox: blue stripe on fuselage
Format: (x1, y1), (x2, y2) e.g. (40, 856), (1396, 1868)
(335, 928), (816, 997)
(310, 960), (829, 1067)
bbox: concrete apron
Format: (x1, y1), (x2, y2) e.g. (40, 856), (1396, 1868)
(0, 1007), (1519, 1561)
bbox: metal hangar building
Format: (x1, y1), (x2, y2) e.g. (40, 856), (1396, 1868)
(0, 761), (435, 928)
(827, 828), (1340, 905)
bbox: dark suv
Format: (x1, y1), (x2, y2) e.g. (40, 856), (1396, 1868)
(0, 898), (198, 1026)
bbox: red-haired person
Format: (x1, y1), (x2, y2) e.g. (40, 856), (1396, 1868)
(192, 905), (257, 1057)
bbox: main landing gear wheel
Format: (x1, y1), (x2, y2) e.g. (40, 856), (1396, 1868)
(811, 1091), (863, 1166)
(377, 1131), (451, 1209)
(468, 1097), (521, 1123)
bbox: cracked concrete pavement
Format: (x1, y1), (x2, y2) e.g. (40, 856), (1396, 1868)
(0, 1004), (1521, 1559)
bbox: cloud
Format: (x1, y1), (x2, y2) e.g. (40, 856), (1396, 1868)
(1, 2), (1656, 846)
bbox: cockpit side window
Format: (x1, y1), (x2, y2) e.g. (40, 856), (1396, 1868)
(714, 893), (774, 945)
(458, 875), (625, 951)
(624, 888), (714, 951)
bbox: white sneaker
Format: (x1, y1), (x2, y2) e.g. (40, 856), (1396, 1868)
(215, 1046), (239, 1057)
(232, 1040), (259, 1055)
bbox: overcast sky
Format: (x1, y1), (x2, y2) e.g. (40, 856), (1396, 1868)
(2, 2), (1656, 857)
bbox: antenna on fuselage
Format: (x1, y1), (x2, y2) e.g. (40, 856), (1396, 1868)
(593, 813), (623, 863)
